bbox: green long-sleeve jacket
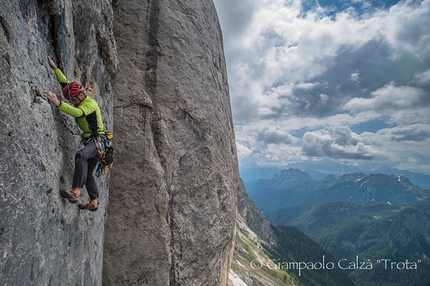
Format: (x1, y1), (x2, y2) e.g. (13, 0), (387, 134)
(53, 68), (105, 139)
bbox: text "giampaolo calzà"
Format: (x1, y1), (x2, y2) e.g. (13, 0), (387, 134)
(250, 256), (422, 276)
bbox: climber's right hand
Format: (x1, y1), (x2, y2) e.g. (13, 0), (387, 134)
(44, 91), (61, 107)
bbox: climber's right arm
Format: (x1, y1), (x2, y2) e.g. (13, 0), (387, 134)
(44, 91), (83, 118)
(57, 101), (84, 118)
(44, 91), (61, 107)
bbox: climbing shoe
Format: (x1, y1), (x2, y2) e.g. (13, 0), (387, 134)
(60, 189), (79, 204)
(78, 203), (98, 212)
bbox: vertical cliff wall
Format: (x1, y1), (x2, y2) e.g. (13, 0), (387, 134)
(103, 0), (240, 285)
(1, 0), (239, 285)
(0, 0), (116, 285)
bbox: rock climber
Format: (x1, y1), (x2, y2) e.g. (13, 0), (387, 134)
(44, 56), (104, 211)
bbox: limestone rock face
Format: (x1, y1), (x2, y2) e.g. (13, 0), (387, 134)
(103, 0), (240, 285)
(237, 180), (275, 244)
(0, 0), (116, 285)
(0, 0), (239, 285)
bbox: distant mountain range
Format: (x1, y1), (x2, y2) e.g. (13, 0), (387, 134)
(240, 160), (430, 189)
(245, 168), (430, 285)
(247, 169), (429, 215)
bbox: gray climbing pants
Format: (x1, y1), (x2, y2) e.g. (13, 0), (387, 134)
(72, 140), (100, 200)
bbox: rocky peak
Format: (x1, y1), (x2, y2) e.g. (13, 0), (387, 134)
(322, 172), (366, 182)
(272, 168), (313, 182)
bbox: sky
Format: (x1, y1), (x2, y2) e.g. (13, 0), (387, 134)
(212, 0), (430, 176)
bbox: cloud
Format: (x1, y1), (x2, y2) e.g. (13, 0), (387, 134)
(377, 124), (430, 142)
(234, 124), (303, 166)
(213, 0), (256, 42)
(413, 69), (430, 85)
(302, 126), (378, 160)
(360, 124), (430, 171)
(213, 0), (430, 174)
(218, 0), (430, 125)
(380, 0), (430, 60)
(236, 141), (253, 158)
(344, 82), (429, 112)
(256, 129), (297, 145)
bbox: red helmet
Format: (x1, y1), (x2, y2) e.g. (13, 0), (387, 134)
(63, 82), (84, 100)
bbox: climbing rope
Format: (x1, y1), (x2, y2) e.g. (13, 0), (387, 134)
(59, 0), (68, 83)
(58, 0), (82, 138)
(59, 0), (75, 107)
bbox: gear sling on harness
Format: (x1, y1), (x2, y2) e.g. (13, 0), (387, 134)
(95, 131), (114, 178)
(83, 132), (114, 178)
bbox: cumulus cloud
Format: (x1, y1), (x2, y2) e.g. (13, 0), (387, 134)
(350, 72), (360, 84)
(234, 124), (303, 166)
(361, 124), (430, 171)
(413, 69), (430, 85)
(214, 0), (430, 173)
(302, 126), (378, 160)
(379, 0), (430, 60)
(217, 0), (430, 124)
(256, 129), (297, 145)
(377, 124), (430, 142)
(344, 82), (429, 112)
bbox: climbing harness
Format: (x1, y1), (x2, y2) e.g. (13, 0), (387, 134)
(80, 131), (114, 178)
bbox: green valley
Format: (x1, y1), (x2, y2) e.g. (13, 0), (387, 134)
(232, 180), (354, 285)
(245, 169), (430, 285)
